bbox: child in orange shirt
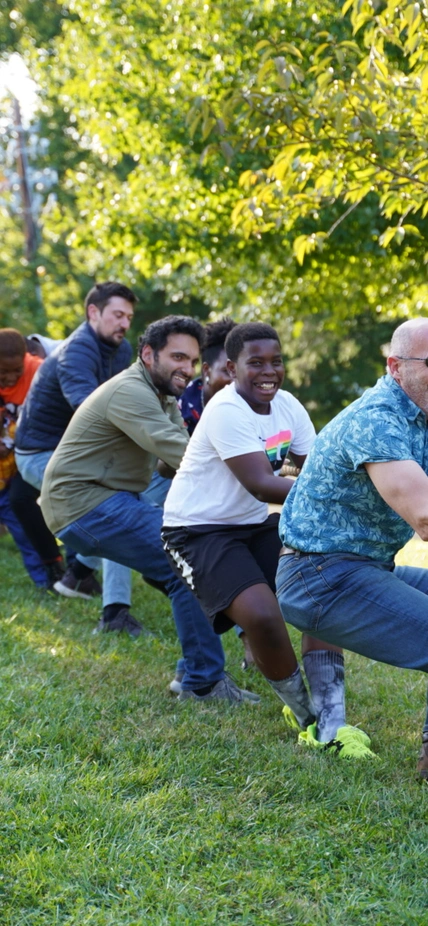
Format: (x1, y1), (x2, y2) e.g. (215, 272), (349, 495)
(0, 329), (48, 586)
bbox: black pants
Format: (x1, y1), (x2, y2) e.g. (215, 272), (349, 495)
(9, 472), (63, 563)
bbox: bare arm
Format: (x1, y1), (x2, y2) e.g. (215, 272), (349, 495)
(365, 459), (428, 540)
(225, 451), (298, 503)
(288, 450), (307, 470)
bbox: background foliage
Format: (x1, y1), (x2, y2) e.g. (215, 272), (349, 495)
(1, 0), (428, 424)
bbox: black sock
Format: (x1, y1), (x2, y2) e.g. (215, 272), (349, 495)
(71, 561), (94, 580)
(191, 683), (217, 697)
(103, 603), (128, 622)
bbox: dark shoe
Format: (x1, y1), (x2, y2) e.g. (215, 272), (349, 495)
(179, 675), (260, 704)
(45, 560), (65, 591)
(54, 566), (102, 600)
(417, 739), (428, 779)
(93, 608), (146, 639)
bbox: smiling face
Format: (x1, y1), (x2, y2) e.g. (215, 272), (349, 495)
(0, 354), (25, 389)
(228, 338), (284, 414)
(388, 322), (428, 417)
(141, 333), (200, 397)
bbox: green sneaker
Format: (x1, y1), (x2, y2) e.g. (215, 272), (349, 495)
(298, 723), (378, 759)
(282, 705), (303, 732)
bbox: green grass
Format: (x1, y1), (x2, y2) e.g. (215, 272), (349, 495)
(1, 532), (428, 925)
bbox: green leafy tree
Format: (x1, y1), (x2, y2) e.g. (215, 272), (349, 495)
(1, 0), (427, 424)
(194, 0), (428, 261)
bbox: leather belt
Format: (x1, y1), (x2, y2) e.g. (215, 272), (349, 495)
(279, 545), (299, 556)
(279, 546), (321, 558)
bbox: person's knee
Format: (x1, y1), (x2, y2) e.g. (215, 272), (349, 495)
(244, 609), (285, 646)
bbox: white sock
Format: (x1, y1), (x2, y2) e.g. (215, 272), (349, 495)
(303, 650), (345, 742)
(267, 666), (315, 729)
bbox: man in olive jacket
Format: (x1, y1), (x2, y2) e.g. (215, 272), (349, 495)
(41, 315), (257, 702)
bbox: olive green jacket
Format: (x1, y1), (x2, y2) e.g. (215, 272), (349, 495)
(41, 359), (188, 533)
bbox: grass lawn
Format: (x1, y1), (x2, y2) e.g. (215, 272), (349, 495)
(1, 531), (428, 925)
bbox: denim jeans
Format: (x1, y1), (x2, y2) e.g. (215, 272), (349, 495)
(0, 486), (47, 586)
(15, 448), (132, 608)
(57, 491), (225, 690)
(141, 470), (173, 507)
(15, 449), (53, 490)
(276, 551), (428, 672)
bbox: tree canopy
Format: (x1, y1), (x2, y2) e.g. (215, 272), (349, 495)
(195, 0), (428, 263)
(0, 0), (427, 424)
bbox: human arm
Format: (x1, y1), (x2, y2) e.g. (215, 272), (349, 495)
(106, 383), (189, 472)
(56, 337), (103, 409)
(56, 332), (131, 410)
(365, 459), (428, 540)
(157, 460), (177, 479)
(287, 451), (307, 471)
(225, 451), (298, 503)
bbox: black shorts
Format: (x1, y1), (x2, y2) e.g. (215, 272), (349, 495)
(162, 513), (281, 634)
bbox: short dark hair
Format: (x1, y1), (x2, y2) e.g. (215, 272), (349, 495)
(0, 328), (26, 359)
(202, 318), (237, 366)
(139, 315), (204, 355)
(225, 322), (281, 362)
(84, 281), (137, 318)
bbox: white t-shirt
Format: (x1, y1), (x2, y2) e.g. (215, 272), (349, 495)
(163, 382), (315, 526)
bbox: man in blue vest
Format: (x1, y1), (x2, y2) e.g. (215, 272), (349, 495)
(13, 281), (138, 634)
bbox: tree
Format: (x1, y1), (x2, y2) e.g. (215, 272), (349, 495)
(192, 0), (428, 261)
(1, 0), (427, 424)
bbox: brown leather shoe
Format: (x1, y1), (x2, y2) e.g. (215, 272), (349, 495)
(417, 739), (428, 779)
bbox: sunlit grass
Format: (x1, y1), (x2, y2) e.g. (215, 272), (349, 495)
(1, 531), (428, 925)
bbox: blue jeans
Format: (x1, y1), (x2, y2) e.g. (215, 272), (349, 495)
(141, 470), (173, 507)
(276, 551), (428, 729)
(57, 492), (225, 690)
(15, 449), (132, 608)
(0, 486), (47, 587)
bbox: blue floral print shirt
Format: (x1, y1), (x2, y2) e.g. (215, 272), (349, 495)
(279, 374), (428, 562)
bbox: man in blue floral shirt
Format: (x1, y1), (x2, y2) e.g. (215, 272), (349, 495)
(276, 317), (428, 777)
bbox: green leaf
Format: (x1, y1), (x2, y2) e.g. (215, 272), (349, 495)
(402, 224), (422, 236)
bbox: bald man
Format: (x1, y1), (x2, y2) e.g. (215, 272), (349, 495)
(275, 318), (428, 778)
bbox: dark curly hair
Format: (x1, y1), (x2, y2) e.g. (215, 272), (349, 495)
(139, 315), (204, 356)
(225, 322), (281, 362)
(202, 318), (236, 365)
(0, 328), (26, 359)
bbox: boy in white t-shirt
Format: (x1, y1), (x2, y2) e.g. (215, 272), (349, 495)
(162, 322), (375, 758)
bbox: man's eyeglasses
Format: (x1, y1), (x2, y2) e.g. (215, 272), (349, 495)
(396, 356), (428, 367)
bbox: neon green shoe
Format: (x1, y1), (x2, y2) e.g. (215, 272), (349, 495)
(298, 722), (325, 750)
(298, 723), (378, 759)
(282, 705), (302, 732)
